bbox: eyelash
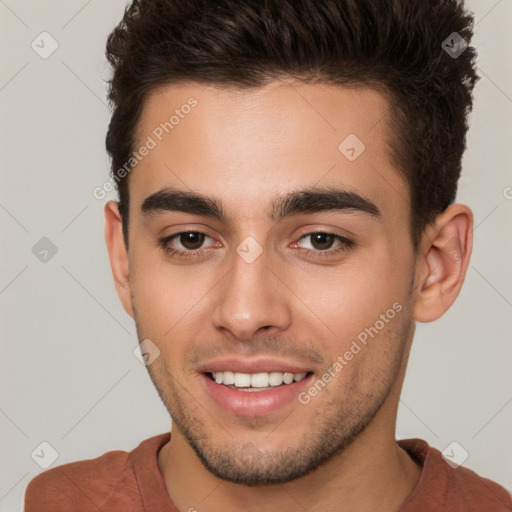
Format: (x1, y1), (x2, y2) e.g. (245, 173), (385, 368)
(158, 231), (354, 260)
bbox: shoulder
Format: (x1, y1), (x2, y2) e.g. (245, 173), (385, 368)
(23, 432), (171, 512)
(24, 447), (132, 511)
(399, 438), (512, 511)
(443, 461), (512, 510)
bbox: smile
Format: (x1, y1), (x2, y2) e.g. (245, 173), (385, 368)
(208, 371), (309, 391)
(201, 369), (315, 417)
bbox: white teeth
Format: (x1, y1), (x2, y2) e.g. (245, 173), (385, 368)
(210, 371), (309, 388)
(283, 372), (294, 384)
(233, 372), (251, 387)
(268, 372), (284, 386)
(251, 373), (269, 388)
(223, 371), (234, 385)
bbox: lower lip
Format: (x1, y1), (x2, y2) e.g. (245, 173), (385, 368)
(201, 373), (314, 417)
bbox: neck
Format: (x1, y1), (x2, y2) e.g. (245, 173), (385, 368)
(158, 419), (422, 512)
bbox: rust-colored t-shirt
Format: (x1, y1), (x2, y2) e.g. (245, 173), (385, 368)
(24, 432), (512, 511)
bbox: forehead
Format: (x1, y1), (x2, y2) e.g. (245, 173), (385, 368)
(129, 79), (409, 224)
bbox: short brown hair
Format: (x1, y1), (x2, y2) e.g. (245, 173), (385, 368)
(105, 0), (478, 249)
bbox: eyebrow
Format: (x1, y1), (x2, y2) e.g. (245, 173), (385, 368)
(141, 186), (381, 222)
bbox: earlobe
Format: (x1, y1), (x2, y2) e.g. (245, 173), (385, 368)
(413, 204), (473, 323)
(104, 200), (135, 319)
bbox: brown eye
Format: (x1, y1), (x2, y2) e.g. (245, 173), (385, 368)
(293, 231), (354, 259)
(308, 233), (337, 251)
(179, 232), (206, 250)
(158, 231), (219, 259)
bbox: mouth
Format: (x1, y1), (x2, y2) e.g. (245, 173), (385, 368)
(206, 370), (311, 391)
(200, 365), (315, 417)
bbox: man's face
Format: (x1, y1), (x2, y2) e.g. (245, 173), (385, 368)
(124, 80), (418, 484)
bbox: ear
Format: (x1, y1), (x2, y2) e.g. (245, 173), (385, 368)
(413, 204), (473, 323)
(104, 200), (134, 319)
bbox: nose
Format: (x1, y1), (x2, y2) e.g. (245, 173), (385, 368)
(211, 248), (292, 341)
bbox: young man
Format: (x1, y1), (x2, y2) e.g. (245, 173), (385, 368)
(24, 0), (511, 510)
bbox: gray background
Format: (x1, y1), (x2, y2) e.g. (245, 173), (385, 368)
(1, 0), (511, 510)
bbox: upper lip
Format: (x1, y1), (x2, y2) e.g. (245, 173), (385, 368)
(197, 358), (312, 375)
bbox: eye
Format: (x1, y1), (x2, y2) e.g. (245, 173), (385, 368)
(158, 231), (218, 258)
(173, 232), (209, 250)
(293, 231), (354, 258)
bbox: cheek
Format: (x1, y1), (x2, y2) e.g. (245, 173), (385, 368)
(291, 252), (406, 340)
(131, 244), (207, 306)
(128, 250), (223, 368)
(304, 303), (409, 410)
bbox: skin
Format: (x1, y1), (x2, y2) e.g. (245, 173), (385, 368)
(104, 79), (473, 512)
